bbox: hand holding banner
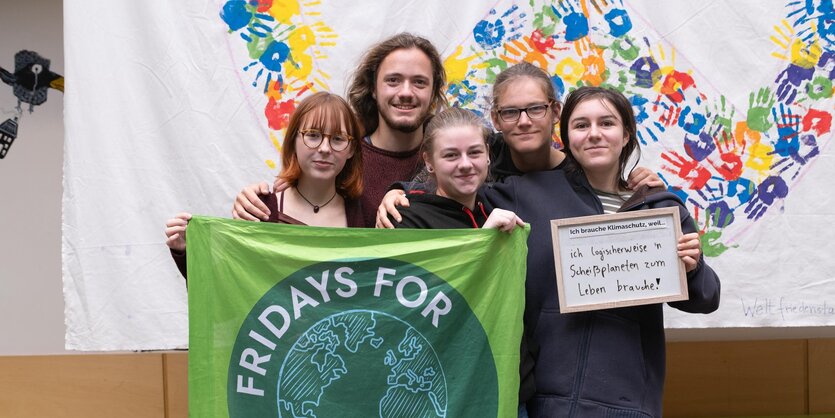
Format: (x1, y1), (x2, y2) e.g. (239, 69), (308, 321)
(187, 217), (529, 417)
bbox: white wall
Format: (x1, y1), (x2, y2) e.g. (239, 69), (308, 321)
(0, 0), (68, 354)
(1, 0), (833, 355)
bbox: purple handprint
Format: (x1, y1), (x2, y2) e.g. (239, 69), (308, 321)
(743, 176), (789, 220)
(774, 63), (814, 103)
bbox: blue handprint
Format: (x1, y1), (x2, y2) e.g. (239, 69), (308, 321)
(473, 6), (525, 50)
(552, 1), (589, 41)
(604, 7), (632, 38)
(678, 105), (708, 135)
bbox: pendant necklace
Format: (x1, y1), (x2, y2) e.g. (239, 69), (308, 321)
(296, 188), (337, 213)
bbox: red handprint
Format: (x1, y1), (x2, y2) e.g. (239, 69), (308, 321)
(708, 131), (744, 181)
(661, 150), (711, 190)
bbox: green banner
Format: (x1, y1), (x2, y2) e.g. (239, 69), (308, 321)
(187, 216), (529, 418)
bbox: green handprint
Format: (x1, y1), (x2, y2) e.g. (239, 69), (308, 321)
(746, 87), (776, 132)
(712, 95), (735, 135)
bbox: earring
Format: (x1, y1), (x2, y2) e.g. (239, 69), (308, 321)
(486, 159), (491, 165)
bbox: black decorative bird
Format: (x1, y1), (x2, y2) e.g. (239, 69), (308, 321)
(0, 50), (64, 113)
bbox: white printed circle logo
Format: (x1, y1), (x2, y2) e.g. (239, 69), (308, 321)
(227, 259), (497, 417)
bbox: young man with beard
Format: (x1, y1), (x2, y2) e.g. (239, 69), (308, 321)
(232, 33), (447, 226)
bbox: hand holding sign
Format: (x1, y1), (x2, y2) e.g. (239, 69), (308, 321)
(551, 207), (689, 313)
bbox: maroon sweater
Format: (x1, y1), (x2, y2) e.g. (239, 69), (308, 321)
(359, 139), (423, 227)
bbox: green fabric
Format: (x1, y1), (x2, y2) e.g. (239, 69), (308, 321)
(187, 216), (529, 418)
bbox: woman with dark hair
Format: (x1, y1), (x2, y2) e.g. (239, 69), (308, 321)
(510, 86), (719, 417)
(164, 92), (365, 279)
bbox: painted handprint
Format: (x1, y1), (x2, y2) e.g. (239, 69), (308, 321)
(746, 88), (776, 132)
(630, 95), (664, 145)
(707, 130), (744, 181)
(711, 95), (736, 136)
(628, 55), (661, 89)
(552, 1), (589, 41)
(692, 194), (737, 257)
(743, 175), (789, 220)
(580, 0), (634, 38)
(683, 121), (717, 162)
(771, 103), (802, 157)
(801, 107), (833, 136)
(678, 105), (708, 135)
(473, 6), (526, 50)
(502, 37), (554, 69)
(785, 1), (835, 48)
(775, 63), (814, 103)
(661, 150), (712, 190)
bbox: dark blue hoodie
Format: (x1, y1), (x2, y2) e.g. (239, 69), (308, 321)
(483, 172), (720, 418)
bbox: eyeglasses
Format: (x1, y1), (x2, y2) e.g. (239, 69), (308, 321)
(496, 102), (553, 122)
(299, 129), (352, 152)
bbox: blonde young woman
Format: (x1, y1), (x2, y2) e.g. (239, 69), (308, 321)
(387, 107), (523, 231)
(164, 92), (364, 279)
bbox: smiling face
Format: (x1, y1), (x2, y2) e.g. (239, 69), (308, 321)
(491, 76), (560, 158)
(424, 125), (489, 208)
(374, 48), (434, 133)
(566, 97), (629, 182)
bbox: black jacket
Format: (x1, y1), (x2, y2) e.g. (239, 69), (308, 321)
(390, 192), (490, 229)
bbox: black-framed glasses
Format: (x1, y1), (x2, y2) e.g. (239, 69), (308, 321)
(299, 129), (352, 152)
(496, 101), (553, 122)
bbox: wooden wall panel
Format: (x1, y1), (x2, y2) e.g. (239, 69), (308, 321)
(163, 352), (188, 418)
(809, 339), (835, 414)
(2, 339), (834, 418)
(663, 340), (808, 417)
(0, 353), (165, 418)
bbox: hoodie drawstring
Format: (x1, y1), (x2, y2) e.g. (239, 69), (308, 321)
(462, 202), (489, 229)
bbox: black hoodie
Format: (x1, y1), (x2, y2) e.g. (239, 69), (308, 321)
(390, 191), (490, 229)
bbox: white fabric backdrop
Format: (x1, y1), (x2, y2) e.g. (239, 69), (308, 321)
(64, 0), (835, 350)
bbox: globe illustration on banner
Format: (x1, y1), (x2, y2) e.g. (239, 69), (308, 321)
(276, 310), (447, 418)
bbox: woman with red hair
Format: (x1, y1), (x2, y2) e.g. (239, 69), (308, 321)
(164, 92), (365, 279)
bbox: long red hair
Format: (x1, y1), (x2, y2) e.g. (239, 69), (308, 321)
(278, 92), (364, 199)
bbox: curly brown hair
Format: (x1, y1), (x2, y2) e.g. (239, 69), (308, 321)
(346, 33), (448, 135)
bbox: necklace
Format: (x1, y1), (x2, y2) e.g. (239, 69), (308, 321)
(296, 188), (337, 213)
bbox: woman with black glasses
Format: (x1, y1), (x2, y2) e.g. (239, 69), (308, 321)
(164, 92), (365, 279)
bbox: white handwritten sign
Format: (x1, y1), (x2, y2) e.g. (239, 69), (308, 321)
(550, 207), (688, 313)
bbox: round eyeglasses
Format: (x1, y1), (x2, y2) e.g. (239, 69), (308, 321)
(299, 129), (352, 152)
(496, 101), (553, 123)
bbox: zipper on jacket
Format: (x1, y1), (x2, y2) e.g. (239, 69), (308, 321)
(568, 314), (595, 417)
